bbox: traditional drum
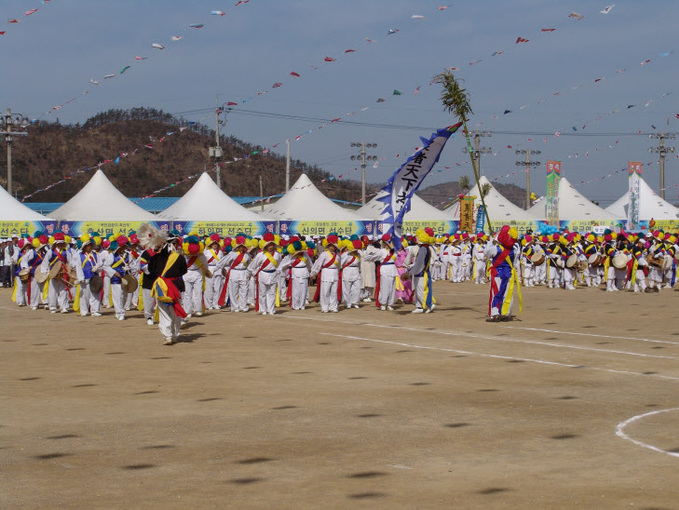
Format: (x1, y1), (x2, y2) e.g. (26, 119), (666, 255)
(121, 274), (138, 293)
(65, 266), (78, 286)
(48, 259), (63, 280)
(588, 253), (602, 267)
(89, 273), (103, 294)
(34, 269), (49, 283)
(18, 268), (30, 282)
(612, 253), (629, 270)
(646, 255), (663, 268)
(566, 254), (578, 268)
(530, 252), (545, 266)
(576, 260), (588, 271)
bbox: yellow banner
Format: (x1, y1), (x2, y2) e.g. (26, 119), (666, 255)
(63, 221), (149, 237)
(174, 221), (269, 237)
(0, 221), (44, 238)
(401, 220), (457, 236)
(459, 197), (474, 232)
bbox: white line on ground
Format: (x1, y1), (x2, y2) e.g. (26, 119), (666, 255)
(286, 315), (677, 360)
(615, 408), (679, 459)
(319, 331), (679, 382)
(508, 326), (679, 346)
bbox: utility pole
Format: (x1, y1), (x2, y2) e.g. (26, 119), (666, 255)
(649, 133), (676, 199)
(462, 130), (492, 176)
(1, 108), (30, 195)
(259, 174), (264, 211)
(209, 97), (224, 188)
(515, 149), (541, 209)
(286, 139), (291, 192)
(350, 142), (378, 205)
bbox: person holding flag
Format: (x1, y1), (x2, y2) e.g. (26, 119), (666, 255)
(402, 228), (437, 313)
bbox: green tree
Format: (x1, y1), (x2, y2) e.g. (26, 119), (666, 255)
(433, 69), (493, 232)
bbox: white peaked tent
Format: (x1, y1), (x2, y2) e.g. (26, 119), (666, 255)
(357, 190), (452, 221)
(50, 169), (158, 221)
(263, 173), (368, 221)
(528, 176), (620, 222)
(0, 185), (54, 221)
(159, 172), (268, 221)
(605, 176), (679, 221)
(447, 175), (543, 222)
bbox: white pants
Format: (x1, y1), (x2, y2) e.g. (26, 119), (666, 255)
(142, 288), (155, 320)
(257, 280), (277, 314)
(14, 276), (28, 306)
(229, 274), (249, 312)
(318, 279), (338, 312)
(111, 283), (126, 318)
(210, 273), (225, 309)
(78, 281), (101, 316)
(289, 277), (309, 310)
(342, 278), (360, 308)
(412, 275), (433, 311)
(377, 274), (396, 307)
(157, 299), (181, 341)
(102, 275), (111, 307)
(48, 278), (70, 312)
(182, 271), (204, 315)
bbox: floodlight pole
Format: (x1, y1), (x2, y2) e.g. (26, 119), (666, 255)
(351, 142), (378, 205)
(2, 108), (30, 195)
(286, 139), (290, 192)
(649, 133), (676, 200)
(515, 149), (541, 209)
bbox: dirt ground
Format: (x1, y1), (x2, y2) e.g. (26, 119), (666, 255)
(2, 281), (679, 509)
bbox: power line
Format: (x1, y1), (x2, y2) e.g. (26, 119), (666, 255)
(171, 106), (666, 138)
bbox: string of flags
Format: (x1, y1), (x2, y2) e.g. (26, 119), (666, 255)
(1, 0), (52, 37)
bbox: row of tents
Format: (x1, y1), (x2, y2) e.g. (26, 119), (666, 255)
(1, 169), (678, 235)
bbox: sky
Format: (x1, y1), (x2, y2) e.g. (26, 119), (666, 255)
(2, 0), (678, 206)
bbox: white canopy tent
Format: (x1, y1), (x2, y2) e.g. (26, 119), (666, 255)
(447, 176), (543, 223)
(528, 176), (620, 222)
(159, 172), (269, 221)
(605, 176), (679, 221)
(262, 173), (368, 221)
(0, 185), (54, 221)
(356, 190), (452, 221)
(50, 169), (158, 221)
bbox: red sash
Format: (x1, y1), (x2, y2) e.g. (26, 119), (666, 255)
(286, 256), (305, 304)
(488, 247), (511, 315)
(218, 251), (245, 307)
(313, 253), (337, 303)
(374, 253), (393, 308)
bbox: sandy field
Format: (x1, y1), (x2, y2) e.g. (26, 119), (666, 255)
(2, 281), (678, 509)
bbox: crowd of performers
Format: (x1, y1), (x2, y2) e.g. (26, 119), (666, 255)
(3, 222), (677, 341)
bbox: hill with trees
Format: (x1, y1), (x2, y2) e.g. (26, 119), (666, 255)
(1, 107), (527, 211)
(1, 107), (364, 203)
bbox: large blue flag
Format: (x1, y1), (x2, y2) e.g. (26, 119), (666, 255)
(379, 123), (462, 249)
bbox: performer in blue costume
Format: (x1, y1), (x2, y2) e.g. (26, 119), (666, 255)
(484, 225), (522, 322)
